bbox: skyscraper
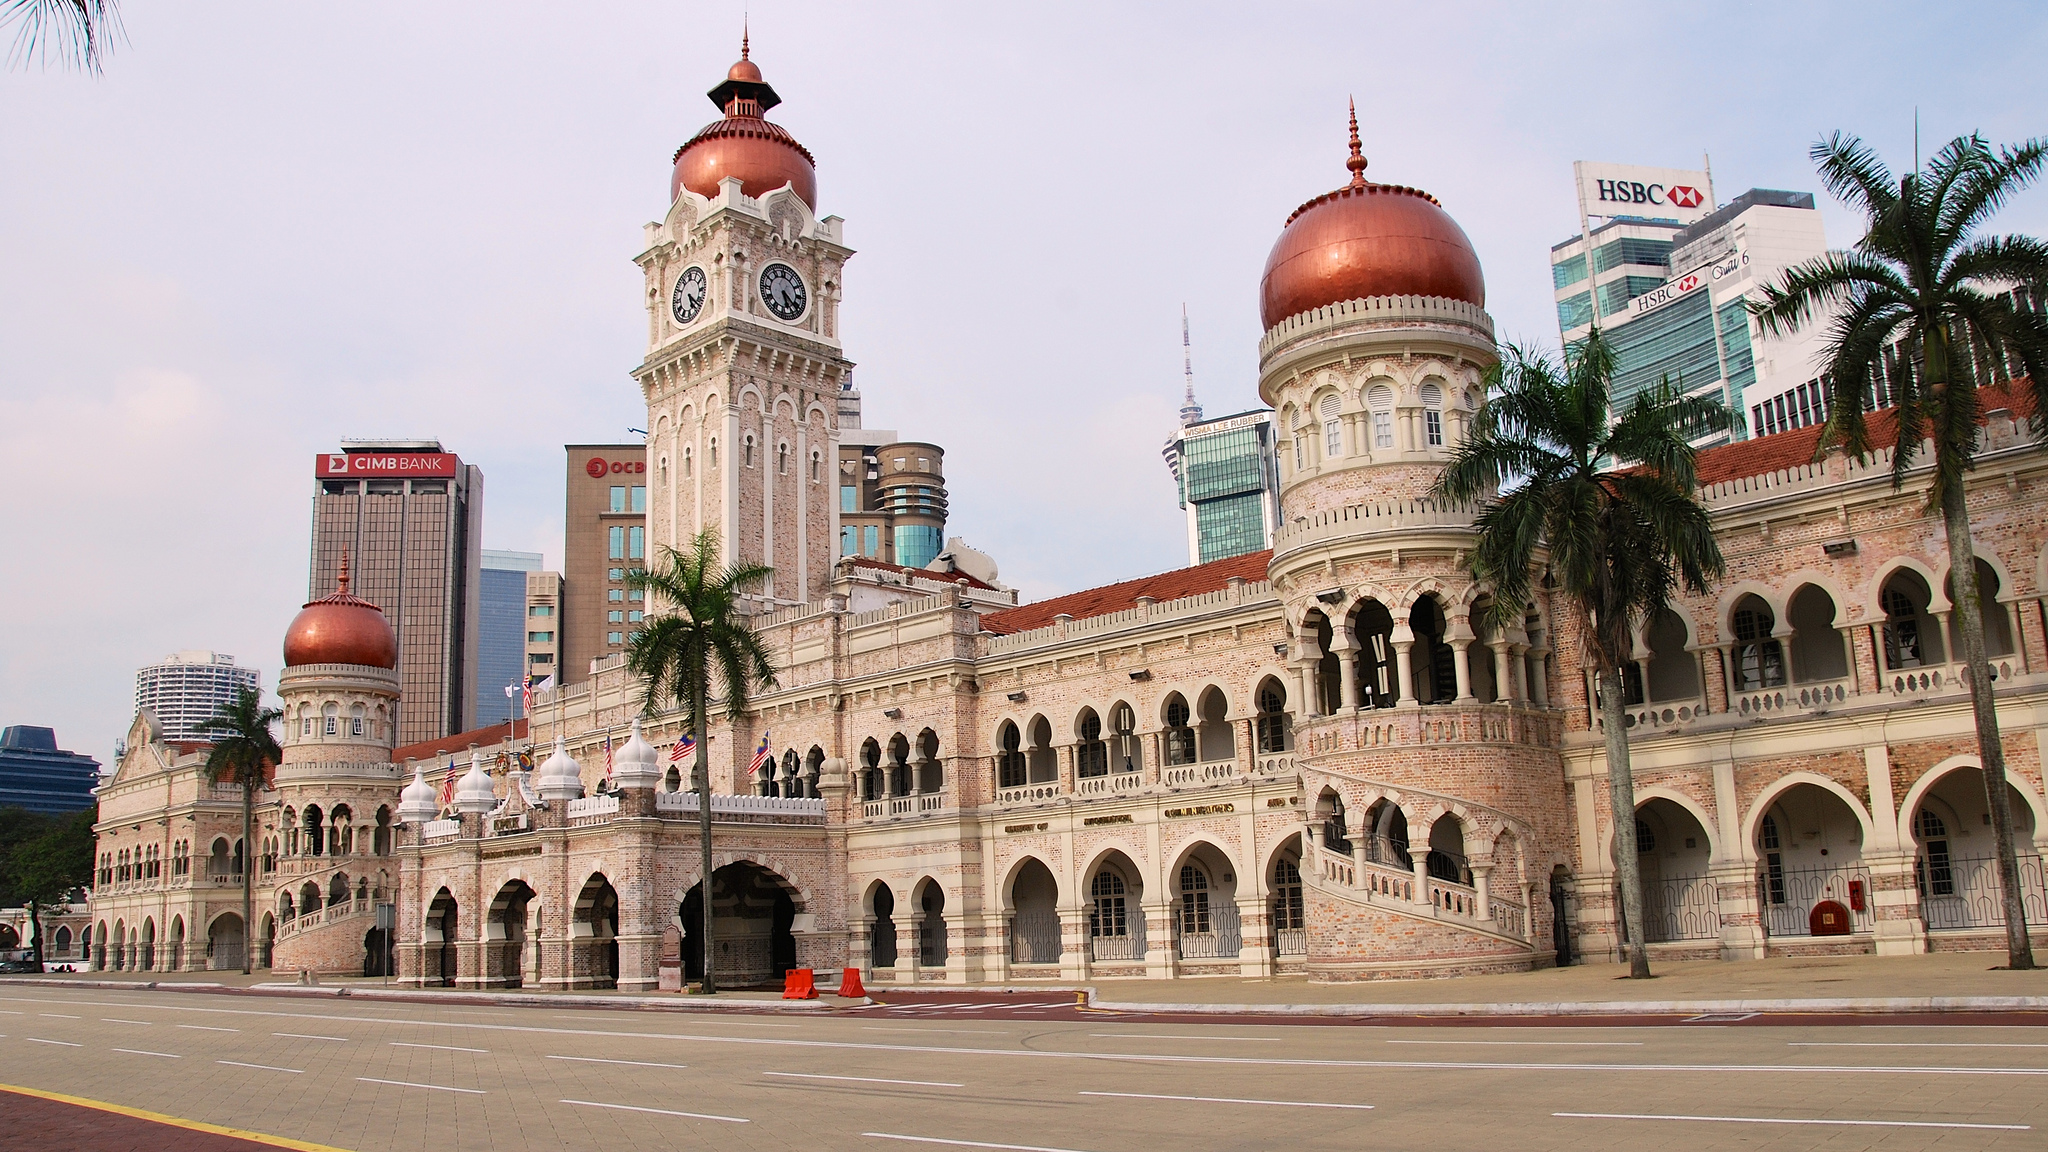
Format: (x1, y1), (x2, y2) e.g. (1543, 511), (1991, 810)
(0, 726), (100, 814)
(562, 444), (645, 683)
(477, 550), (543, 725)
(309, 439), (482, 744)
(1161, 311), (1281, 565)
(133, 651), (261, 741)
(1550, 163), (1831, 440)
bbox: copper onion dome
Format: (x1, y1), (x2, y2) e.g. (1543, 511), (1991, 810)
(1258, 101), (1485, 329)
(282, 553), (398, 670)
(670, 31), (817, 208)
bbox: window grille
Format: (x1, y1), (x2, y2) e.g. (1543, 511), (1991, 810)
(1076, 712), (1107, 777)
(1164, 697), (1195, 765)
(1272, 859), (1304, 930)
(1255, 684), (1288, 753)
(1178, 865), (1212, 935)
(1090, 872), (1128, 938)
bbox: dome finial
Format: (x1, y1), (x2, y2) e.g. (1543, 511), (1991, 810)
(741, 14), (749, 60)
(1345, 97), (1368, 188)
(338, 547), (352, 594)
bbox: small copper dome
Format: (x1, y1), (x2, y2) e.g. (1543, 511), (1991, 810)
(283, 556), (397, 670)
(1259, 103), (1485, 329)
(671, 36), (816, 208)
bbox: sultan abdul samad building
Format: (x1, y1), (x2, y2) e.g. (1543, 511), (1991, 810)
(87, 44), (2048, 987)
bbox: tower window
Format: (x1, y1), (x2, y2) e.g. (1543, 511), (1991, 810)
(777, 444), (788, 474)
(744, 436), (755, 468)
(811, 451), (822, 482)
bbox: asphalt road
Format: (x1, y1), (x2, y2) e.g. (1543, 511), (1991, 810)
(1, 985), (2044, 1151)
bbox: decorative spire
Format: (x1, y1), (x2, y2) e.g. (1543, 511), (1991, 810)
(741, 15), (749, 60)
(338, 547), (352, 594)
(1179, 305), (1203, 427)
(1345, 97), (1368, 188)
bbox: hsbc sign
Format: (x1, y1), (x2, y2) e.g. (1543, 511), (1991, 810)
(1630, 268), (1709, 316)
(1573, 161), (1716, 225)
(316, 452), (458, 478)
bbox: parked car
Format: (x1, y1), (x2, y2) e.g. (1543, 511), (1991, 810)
(0, 957), (40, 974)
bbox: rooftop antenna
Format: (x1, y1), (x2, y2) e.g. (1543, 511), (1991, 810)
(1179, 304), (1203, 426)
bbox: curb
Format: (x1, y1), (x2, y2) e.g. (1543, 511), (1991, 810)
(1082, 992), (2048, 1017)
(0, 976), (871, 1012)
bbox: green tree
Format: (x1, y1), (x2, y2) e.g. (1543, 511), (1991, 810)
(1753, 131), (2048, 970)
(3, 0), (122, 72)
(196, 687), (282, 975)
(627, 529), (776, 994)
(1433, 331), (1729, 978)
(5, 810), (94, 970)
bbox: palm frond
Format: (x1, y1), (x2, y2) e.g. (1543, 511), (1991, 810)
(3, 0), (122, 73)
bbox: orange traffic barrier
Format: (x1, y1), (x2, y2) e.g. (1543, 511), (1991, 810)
(838, 966), (866, 998)
(782, 967), (817, 999)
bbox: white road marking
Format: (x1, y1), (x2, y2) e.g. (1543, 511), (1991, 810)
(39, 1013), (79, 1019)
(391, 1041), (488, 1053)
(274, 1033), (348, 1042)
(863, 1027), (1010, 1036)
(1089, 1033), (1285, 1041)
(220, 1060), (302, 1074)
(681, 1020), (798, 1028)
(546, 1055), (689, 1070)
(102, 1018), (154, 1025)
(1791, 1041), (2048, 1048)
(560, 1098), (746, 1123)
(1386, 1039), (1645, 1047)
(864, 1134), (1099, 1152)
(176, 1024), (238, 1032)
(26, 1038), (80, 1047)
(1556, 1111), (2029, 1131)
(765, 1071), (964, 1088)
(112, 1048), (180, 1058)
(1081, 1090), (1371, 1110)
(357, 1077), (483, 1094)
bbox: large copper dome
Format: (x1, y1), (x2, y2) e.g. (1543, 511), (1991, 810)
(670, 40), (816, 208)
(283, 558), (397, 670)
(1259, 105), (1484, 329)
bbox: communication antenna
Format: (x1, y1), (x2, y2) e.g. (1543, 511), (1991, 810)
(1178, 304), (1203, 426)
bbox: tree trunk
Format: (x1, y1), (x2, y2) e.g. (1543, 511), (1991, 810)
(242, 781), (255, 975)
(1600, 665), (1652, 978)
(1938, 480), (2037, 969)
(28, 901), (43, 973)
(695, 683), (716, 994)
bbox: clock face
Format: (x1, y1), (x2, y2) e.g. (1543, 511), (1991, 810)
(758, 262), (807, 321)
(671, 266), (707, 326)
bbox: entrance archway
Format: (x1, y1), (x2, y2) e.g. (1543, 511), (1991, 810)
(1754, 782), (1869, 938)
(678, 862), (799, 987)
(574, 873), (621, 989)
(206, 913), (245, 972)
(425, 888), (458, 987)
(867, 883), (898, 969)
(1909, 764), (2045, 930)
(1626, 798), (1718, 942)
(1006, 857), (1060, 964)
(487, 880), (536, 988)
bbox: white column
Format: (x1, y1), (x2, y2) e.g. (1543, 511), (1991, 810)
(1392, 642), (1416, 705)
(1452, 641), (1475, 702)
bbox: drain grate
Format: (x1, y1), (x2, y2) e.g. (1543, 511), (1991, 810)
(1683, 1012), (1760, 1023)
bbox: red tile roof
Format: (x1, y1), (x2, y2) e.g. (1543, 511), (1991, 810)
(1694, 380), (2033, 488)
(981, 550), (1272, 636)
(840, 555), (999, 591)
(393, 718), (528, 764)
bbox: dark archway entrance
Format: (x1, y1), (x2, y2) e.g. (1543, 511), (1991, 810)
(679, 862), (798, 988)
(488, 880), (536, 988)
(426, 888), (458, 987)
(575, 873), (621, 989)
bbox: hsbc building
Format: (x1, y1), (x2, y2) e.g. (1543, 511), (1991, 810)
(1551, 162), (1832, 443)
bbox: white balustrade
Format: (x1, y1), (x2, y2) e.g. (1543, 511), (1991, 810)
(997, 782), (1061, 804)
(421, 819), (461, 841)
(565, 794), (620, 825)
(1076, 771), (1143, 797)
(653, 791), (825, 818)
(1163, 759), (1239, 789)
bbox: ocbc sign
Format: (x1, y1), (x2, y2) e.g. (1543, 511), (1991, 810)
(586, 458), (646, 478)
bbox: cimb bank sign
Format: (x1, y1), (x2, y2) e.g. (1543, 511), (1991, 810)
(1573, 161), (1717, 225)
(315, 452), (459, 478)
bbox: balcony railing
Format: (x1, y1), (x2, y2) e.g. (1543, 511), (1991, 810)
(655, 792), (826, 819)
(1163, 759), (1238, 789)
(1077, 770), (1144, 797)
(996, 782), (1061, 805)
(1731, 676), (1852, 718)
(565, 795), (620, 825)
(422, 819), (462, 841)
(860, 792), (947, 820)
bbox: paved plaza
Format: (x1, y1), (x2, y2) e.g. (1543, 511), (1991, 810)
(3, 968), (2045, 1152)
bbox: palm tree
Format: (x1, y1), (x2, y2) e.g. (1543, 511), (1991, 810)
(628, 529), (776, 994)
(1753, 131), (2048, 970)
(3, 0), (123, 72)
(196, 686), (282, 975)
(1433, 331), (1729, 978)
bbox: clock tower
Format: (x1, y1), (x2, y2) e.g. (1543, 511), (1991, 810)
(633, 38), (850, 605)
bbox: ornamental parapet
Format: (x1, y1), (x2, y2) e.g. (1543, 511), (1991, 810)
(1294, 701), (1561, 755)
(1269, 497), (1476, 560)
(980, 580), (1277, 656)
(1258, 294), (1495, 365)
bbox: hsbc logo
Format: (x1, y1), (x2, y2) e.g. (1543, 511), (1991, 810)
(1596, 179), (1704, 210)
(587, 457), (645, 478)
(1631, 269), (1710, 316)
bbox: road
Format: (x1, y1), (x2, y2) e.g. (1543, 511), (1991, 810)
(1, 985), (2043, 1151)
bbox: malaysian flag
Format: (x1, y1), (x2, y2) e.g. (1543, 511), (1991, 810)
(522, 673), (554, 713)
(669, 733), (696, 762)
(749, 732), (772, 775)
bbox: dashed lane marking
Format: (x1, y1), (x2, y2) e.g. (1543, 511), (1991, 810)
(176, 1024), (239, 1032)
(864, 1134), (1101, 1152)
(560, 1098), (746, 1123)
(1080, 1090), (1371, 1109)
(111, 1048), (180, 1058)
(274, 1033), (348, 1042)
(1386, 1039), (1645, 1047)
(221, 1060), (303, 1074)
(391, 1041), (488, 1053)
(863, 1027), (1010, 1036)
(765, 1071), (964, 1088)
(545, 1055), (689, 1070)
(39, 1013), (79, 1019)
(26, 1038), (80, 1046)
(356, 1077), (483, 1094)
(1556, 1111), (2028, 1131)
(102, 1018), (154, 1025)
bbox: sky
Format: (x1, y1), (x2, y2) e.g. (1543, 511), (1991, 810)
(4, 0), (2047, 761)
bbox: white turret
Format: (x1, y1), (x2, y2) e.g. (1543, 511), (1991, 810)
(452, 751), (496, 815)
(537, 736), (584, 802)
(397, 765), (438, 824)
(612, 719), (663, 790)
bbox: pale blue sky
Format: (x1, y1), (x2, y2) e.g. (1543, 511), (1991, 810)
(4, 1), (2045, 756)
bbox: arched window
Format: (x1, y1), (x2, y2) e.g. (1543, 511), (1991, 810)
(709, 437), (718, 469)
(683, 445), (693, 478)
(1320, 395), (1343, 459)
(810, 450), (822, 482)
(1178, 865), (1212, 935)
(1255, 680), (1289, 753)
(1089, 871), (1127, 938)
(1881, 572), (1943, 669)
(996, 722), (1025, 789)
(1272, 858), (1304, 930)
(322, 704), (338, 736)
(1366, 384), (1395, 448)
(743, 435), (756, 468)
(1914, 807), (1954, 897)
(859, 739), (881, 801)
(1163, 695), (1195, 766)
(1290, 409), (1307, 470)
(1324, 794), (1351, 854)
(776, 443), (788, 474)
(1108, 703), (1138, 774)
(1731, 597), (1785, 690)
(1760, 812), (1785, 905)
(1075, 710), (1107, 777)
(350, 704), (365, 737)
(1420, 382), (1444, 446)
(1634, 817), (1656, 854)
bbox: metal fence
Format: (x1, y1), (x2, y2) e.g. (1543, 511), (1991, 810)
(1010, 911), (1062, 964)
(1759, 862), (1872, 937)
(1176, 903), (1242, 960)
(1089, 927), (1144, 961)
(1275, 927), (1308, 956)
(1641, 873), (1720, 942)
(1921, 852), (2048, 930)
